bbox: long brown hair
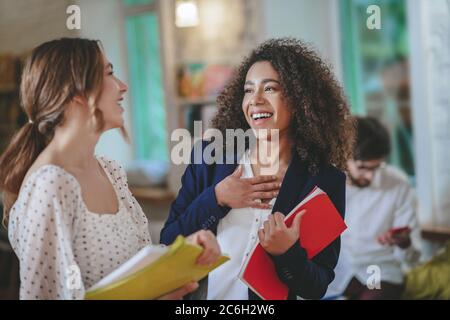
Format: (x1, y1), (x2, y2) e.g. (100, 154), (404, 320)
(0, 38), (106, 225)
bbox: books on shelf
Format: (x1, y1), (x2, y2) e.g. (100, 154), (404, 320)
(177, 63), (233, 99)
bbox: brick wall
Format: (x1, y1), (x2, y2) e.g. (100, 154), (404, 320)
(0, 0), (78, 54)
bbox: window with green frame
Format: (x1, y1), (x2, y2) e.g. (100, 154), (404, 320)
(123, 0), (154, 6)
(340, 0), (414, 178)
(123, 0), (168, 162)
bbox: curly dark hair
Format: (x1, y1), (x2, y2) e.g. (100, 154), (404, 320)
(212, 38), (355, 173)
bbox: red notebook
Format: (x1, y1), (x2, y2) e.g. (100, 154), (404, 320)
(239, 187), (347, 300)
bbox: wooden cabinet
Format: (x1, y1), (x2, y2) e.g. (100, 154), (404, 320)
(0, 54), (24, 300)
(0, 54), (25, 154)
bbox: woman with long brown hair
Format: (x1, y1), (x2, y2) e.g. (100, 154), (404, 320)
(0, 38), (220, 300)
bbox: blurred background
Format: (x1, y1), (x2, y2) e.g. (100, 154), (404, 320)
(0, 0), (449, 299)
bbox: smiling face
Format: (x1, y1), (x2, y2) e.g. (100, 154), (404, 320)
(96, 55), (128, 130)
(242, 61), (292, 139)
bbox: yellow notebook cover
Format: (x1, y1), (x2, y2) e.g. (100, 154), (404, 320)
(84, 236), (229, 300)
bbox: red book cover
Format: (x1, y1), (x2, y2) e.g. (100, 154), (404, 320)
(239, 187), (347, 300)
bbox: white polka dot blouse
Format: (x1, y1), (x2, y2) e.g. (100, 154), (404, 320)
(8, 156), (152, 300)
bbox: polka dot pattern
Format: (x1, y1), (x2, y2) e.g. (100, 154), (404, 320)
(8, 156), (152, 300)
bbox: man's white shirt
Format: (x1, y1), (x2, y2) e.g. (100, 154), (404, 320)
(326, 165), (421, 297)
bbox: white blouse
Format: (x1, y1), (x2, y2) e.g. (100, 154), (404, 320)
(8, 156), (152, 300)
(325, 164), (420, 298)
(207, 150), (276, 300)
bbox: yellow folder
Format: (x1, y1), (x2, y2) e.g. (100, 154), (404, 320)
(84, 236), (229, 300)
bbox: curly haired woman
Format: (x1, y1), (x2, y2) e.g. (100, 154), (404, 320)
(160, 38), (355, 300)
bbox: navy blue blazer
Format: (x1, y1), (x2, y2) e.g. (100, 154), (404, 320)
(160, 141), (346, 300)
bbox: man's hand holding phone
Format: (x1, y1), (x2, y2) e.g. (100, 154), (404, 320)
(377, 226), (411, 249)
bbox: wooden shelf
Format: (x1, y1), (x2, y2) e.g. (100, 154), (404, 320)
(421, 225), (450, 242)
(0, 124), (16, 129)
(129, 186), (175, 205)
(177, 97), (216, 107)
(0, 88), (18, 94)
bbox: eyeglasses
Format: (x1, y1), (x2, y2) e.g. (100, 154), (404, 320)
(355, 161), (386, 174)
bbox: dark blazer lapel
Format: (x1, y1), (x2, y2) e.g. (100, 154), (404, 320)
(272, 151), (311, 217)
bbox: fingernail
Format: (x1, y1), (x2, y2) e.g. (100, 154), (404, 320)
(191, 282), (199, 290)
